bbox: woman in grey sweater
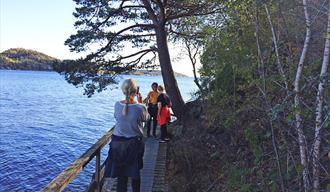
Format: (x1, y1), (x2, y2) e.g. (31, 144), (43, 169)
(105, 78), (149, 192)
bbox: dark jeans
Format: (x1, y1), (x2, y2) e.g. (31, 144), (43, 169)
(104, 135), (144, 179)
(117, 176), (140, 192)
(147, 104), (158, 136)
(160, 124), (167, 140)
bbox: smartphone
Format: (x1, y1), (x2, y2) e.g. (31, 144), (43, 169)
(136, 86), (140, 94)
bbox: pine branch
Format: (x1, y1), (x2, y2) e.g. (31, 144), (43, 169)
(85, 24), (155, 60)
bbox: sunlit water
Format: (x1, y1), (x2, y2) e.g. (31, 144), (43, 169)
(0, 70), (197, 191)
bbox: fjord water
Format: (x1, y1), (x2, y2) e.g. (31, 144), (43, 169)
(0, 70), (197, 191)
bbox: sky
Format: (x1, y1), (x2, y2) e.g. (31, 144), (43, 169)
(0, 0), (200, 76)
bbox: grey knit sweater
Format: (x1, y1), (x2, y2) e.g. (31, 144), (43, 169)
(112, 101), (149, 138)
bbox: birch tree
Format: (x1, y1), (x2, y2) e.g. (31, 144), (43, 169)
(293, 0), (312, 191)
(264, 3), (288, 91)
(312, 2), (330, 191)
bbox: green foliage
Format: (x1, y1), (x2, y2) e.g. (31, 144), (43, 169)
(225, 166), (254, 192)
(195, 0), (329, 191)
(53, 59), (118, 97)
(199, 0), (256, 97)
(244, 128), (263, 163)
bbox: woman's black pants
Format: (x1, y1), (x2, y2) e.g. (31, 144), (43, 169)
(117, 177), (140, 192)
(147, 104), (158, 136)
(160, 124), (167, 140)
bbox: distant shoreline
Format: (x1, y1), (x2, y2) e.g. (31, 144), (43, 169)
(0, 69), (189, 77)
(0, 48), (189, 77)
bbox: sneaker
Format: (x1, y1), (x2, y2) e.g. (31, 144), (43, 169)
(159, 140), (166, 143)
(165, 138), (170, 141)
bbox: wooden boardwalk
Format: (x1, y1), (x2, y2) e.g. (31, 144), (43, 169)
(102, 137), (167, 192)
(43, 126), (168, 192)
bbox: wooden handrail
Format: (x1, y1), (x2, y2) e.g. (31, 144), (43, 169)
(43, 128), (114, 192)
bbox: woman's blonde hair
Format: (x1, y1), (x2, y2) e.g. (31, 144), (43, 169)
(157, 85), (165, 92)
(121, 78), (137, 115)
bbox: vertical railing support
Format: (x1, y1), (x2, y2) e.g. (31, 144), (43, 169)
(95, 149), (101, 192)
(43, 128), (113, 192)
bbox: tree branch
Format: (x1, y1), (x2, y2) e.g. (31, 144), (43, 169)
(169, 29), (206, 39)
(108, 23), (154, 44)
(124, 33), (156, 38)
(154, 0), (165, 21)
(107, 49), (156, 72)
(184, 39), (203, 92)
(123, 51), (152, 67)
(85, 24), (155, 60)
(142, 0), (159, 23)
(91, 3), (147, 30)
(115, 48), (157, 61)
(166, 5), (220, 21)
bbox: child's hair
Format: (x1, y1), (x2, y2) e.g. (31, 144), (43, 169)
(121, 78), (137, 115)
(157, 85), (165, 92)
(152, 82), (158, 87)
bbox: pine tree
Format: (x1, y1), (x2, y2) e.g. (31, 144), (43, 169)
(59, 0), (221, 117)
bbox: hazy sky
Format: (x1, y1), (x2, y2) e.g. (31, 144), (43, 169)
(0, 0), (200, 76)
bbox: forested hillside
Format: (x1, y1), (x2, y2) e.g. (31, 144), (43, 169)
(0, 48), (58, 71)
(167, 0), (329, 191)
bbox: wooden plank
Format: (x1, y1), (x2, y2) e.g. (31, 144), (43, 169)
(101, 137), (160, 192)
(43, 128), (113, 192)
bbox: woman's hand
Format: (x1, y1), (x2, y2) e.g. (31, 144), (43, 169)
(143, 96), (149, 104)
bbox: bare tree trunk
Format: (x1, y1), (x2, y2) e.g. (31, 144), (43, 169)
(142, 0), (185, 118)
(294, 0), (311, 191)
(254, 1), (266, 92)
(183, 40), (203, 93)
(264, 4), (288, 90)
(155, 26), (186, 118)
(312, 2), (330, 191)
(255, 3), (285, 191)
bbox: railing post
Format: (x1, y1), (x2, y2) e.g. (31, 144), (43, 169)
(43, 128), (113, 192)
(95, 149), (101, 192)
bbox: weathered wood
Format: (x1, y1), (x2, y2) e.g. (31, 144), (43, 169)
(101, 137), (161, 192)
(43, 128), (113, 192)
(95, 150), (101, 192)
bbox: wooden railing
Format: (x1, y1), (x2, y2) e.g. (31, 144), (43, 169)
(43, 128), (114, 192)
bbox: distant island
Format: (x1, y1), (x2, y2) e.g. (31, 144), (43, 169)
(0, 48), (58, 71)
(0, 48), (187, 77)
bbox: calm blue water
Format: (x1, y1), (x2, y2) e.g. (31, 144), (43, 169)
(0, 70), (197, 192)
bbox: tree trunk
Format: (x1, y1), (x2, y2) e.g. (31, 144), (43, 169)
(255, 3), (285, 191)
(312, 2), (330, 191)
(294, 0), (311, 191)
(155, 25), (186, 118)
(264, 4), (288, 90)
(184, 40), (203, 93)
(255, 0), (266, 92)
